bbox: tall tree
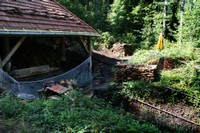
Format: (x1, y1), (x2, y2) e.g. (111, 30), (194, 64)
(179, 0), (185, 45)
(182, 0), (200, 47)
(163, 0), (167, 35)
(107, 0), (128, 34)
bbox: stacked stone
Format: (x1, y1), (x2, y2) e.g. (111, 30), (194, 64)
(114, 64), (158, 82)
(111, 43), (133, 57)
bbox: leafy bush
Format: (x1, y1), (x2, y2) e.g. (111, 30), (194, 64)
(128, 42), (199, 65)
(159, 64), (200, 106)
(95, 32), (115, 49)
(121, 33), (137, 45)
(160, 43), (197, 60)
(120, 81), (188, 104)
(0, 91), (161, 132)
(129, 49), (161, 65)
(94, 32), (139, 51)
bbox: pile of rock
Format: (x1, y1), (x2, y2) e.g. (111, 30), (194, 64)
(114, 64), (158, 82)
(111, 43), (133, 57)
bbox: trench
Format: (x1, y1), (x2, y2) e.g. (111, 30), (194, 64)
(92, 53), (200, 132)
(93, 86), (200, 132)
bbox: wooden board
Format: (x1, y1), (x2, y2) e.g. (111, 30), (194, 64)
(13, 65), (59, 78)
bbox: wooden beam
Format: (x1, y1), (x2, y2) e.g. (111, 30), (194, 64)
(80, 37), (89, 54)
(13, 65), (59, 79)
(2, 36), (26, 68)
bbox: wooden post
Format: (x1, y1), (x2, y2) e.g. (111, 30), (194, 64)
(60, 37), (66, 68)
(4, 37), (11, 72)
(2, 36), (26, 68)
(87, 37), (92, 57)
(61, 37), (66, 62)
(88, 37), (93, 93)
(0, 56), (2, 89)
(0, 56), (2, 69)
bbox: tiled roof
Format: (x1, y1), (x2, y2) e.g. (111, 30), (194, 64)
(0, 0), (98, 36)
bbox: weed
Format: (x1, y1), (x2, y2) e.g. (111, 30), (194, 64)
(0, 91), (162, 132)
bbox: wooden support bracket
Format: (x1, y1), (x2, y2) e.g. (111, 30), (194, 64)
(2, 36), (26, 68)
(80, 37), (90, 54)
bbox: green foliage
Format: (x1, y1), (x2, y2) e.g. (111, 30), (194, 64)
(57, 0), (200, 50)
(0, 91), (161, 132)
(160, 43), (198, 60)
(127, 41), (200, 106)
(0, 94), (28, 118)
(120, 81), (189, 104)
(141, 3), (163, 49)
(58, 0), (110, 32)
(182, 0), (200, 47)
(159, 64), (200, 106)
(96, 32), (115, 48)
(120, 61), (200, 106)
(129, 49), (161, 65)
(129, 42), (199, 65)
(95, 31), (138, 50)
(120, 33), (137, 46)
(107, 0), (128, 34)
(116, 80), (199, 131)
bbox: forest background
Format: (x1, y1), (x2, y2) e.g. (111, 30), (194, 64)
(0, 1), (200, 132)
(59, 0), (200, 50)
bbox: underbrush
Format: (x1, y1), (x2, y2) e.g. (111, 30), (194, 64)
(112, 42), (200, 131)
(0, 91), (162, 133)
(129, 43), (199, 65)
(119, 79), (199, 107)
(127, 42), (200, 106)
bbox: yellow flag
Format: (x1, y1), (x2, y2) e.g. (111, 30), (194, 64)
(157, 33), (164, 50)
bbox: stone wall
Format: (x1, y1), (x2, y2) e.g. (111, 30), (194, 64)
(114, 64), (158, 82)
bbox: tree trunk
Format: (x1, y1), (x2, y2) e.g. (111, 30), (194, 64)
(179, 0), (184, 45)
(163, 0), (167, 34)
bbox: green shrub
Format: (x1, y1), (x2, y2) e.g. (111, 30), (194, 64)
(128, 41), (199, 65)
(129, 49), (161, 65)
(0, 91), (161, 132)
(0, 94), (27, 118)
(96, 32), (115, 49)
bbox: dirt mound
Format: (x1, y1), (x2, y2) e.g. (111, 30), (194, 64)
(96, 42), (133, 58)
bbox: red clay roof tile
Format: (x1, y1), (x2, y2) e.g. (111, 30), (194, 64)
(0, 0), (98, 36)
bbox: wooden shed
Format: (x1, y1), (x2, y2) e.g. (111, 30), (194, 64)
(0, 0), (98, 78)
